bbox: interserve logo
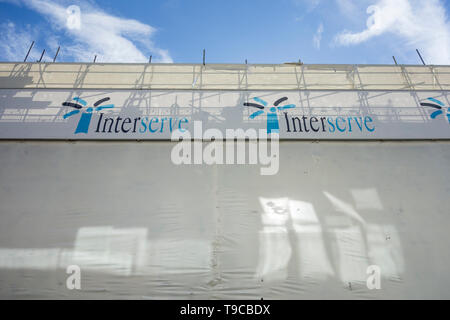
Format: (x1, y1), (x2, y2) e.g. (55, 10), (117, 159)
(420, 97), (450, 123)
(244, 97), (295, 133)
(62, 97), (114, 134)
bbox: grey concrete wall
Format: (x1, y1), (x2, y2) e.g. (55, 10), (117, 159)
(0, 141), (449, 299)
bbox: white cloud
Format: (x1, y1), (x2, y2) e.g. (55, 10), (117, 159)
(0, 0), (172, 63)
(293, 0), (321, 11)
(335, 0), (364, 20)
(334, 0), (450, 64)
(0, 22), (46, 62)
(313, 23), (324, 49)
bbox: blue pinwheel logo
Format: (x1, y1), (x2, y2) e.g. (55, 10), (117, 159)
(244, 97), (295, 133)
(420, 97), (450, 123)
(62, 97), (114, 134)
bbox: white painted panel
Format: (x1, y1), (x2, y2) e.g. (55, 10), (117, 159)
(1, 89), (449, 139)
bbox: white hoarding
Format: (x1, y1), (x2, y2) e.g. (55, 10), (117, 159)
(0, 89), (449, 139)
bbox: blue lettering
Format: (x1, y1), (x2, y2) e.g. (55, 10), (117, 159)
(347, 117), (353, 132)
(336, 117), (346, 132)
(160, 117), (167, 133)
(149, 117), (159, 133)
(364, 116), (375, 132)
(139, 117), (148, 133)
(179, 117), (188, 132)
(354, 117), (363, 131)
(327, 118), (335, 132)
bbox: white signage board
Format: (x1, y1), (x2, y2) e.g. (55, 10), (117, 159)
(0, 89), (449, 139)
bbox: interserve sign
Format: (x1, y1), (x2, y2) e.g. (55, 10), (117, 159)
(0, 89), (449, 140)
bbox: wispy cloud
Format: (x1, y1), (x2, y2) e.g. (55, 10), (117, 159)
(313, 23), (324, 49)
(335, 0), (364, 22)
(0, 0), (172, 63)
(334, 0), (450, 64)
(0, 22), (40, 62)
(293, 0), (321, 12)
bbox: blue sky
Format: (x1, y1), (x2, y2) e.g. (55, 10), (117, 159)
(0, 0), (449, 64)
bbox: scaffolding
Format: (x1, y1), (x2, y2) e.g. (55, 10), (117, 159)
(0, 62), (449, 91)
